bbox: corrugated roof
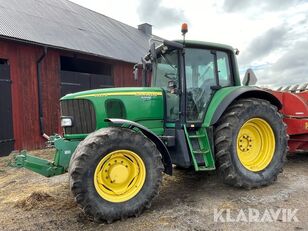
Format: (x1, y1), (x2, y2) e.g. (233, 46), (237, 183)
(0, 0), (156, 63)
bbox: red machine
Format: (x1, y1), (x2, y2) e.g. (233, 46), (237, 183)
(271, 84), (308, 153)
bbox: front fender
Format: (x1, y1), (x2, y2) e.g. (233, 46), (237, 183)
(105, 118), (172, 175)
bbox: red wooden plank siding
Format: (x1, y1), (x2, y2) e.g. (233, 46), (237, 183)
(113, 61), (141, 87)
(0, 39), (42, 150)
(0, 38), (142, 151)
(40, 49), (61, 137)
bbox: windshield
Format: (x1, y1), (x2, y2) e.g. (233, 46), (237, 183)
(151, 49), (178, 90)
(152, 49), (180, 121)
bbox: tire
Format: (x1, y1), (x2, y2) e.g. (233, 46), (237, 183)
(214, 98), (287, 189)
(69, 127), (163, 223)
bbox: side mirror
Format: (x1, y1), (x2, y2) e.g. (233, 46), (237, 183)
(133, 64), (138, 81)
(133, 63), (144, 81)
(242, 68), (258, 86)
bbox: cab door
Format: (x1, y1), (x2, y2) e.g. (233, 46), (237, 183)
(185, 48), (233, 123)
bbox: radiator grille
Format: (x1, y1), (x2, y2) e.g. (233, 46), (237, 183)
(60, 99), (96, 134)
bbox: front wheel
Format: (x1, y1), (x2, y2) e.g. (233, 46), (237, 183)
(69, 127), (163, 223)
(214, 98), (287, 189)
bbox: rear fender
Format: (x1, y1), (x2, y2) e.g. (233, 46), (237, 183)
(205, 87), (282, 126)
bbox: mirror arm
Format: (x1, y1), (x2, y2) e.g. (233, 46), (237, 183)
(141, 58), (148, 87)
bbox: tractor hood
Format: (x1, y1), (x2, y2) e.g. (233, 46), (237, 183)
(60, 87), (165, 139)
(61, 87), (163, 100)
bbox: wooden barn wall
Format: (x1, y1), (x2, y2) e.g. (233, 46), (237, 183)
(112, 61), (142, 87)
(0, 39), (142, 151)
(40, 49), (61, 139)
(0, 39), (61, 150)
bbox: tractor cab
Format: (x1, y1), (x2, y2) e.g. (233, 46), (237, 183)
(140, 39), (240, 126)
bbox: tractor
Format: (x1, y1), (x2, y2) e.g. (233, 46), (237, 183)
(14, 25), (288, 223)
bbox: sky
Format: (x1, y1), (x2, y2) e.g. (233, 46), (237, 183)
(70, 0), (308, 88)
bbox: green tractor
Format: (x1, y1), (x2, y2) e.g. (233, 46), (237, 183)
(15, 29), (287, 223)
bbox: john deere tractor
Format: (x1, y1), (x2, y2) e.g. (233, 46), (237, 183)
(15, 28), (287, 223)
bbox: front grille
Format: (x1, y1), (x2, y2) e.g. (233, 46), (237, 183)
(61, 99), (96, 134)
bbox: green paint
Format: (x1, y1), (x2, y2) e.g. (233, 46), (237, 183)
(203, 86), (242, 126)
(13, 136), (80, 177)
(165, 123), (176, 128)
(53, 137), (80, 170)
(176, 40), (235, 52)
(184, 127), (215, 171)
(62, 87), (165, 138)
(14, 150), (64, 177)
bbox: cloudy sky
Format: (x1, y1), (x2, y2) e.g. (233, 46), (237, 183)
(70, 0), (308, 88)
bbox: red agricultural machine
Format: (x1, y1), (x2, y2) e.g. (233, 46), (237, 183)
(271, 84), (308, 153)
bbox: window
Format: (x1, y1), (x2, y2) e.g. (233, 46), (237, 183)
(185, 48), (216, 122)
(185, 49), (233, 122)
(217, 51), (231, 87)
(152, 50), (180, 121)
(152, 50), (178, 90)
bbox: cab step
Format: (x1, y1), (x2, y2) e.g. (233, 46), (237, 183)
(184, 126), (215, 171)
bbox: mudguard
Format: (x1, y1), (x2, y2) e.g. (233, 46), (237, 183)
(105, 118), (173, 175)
(205, 87), (282, 126)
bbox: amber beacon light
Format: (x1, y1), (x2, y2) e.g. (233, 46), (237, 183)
(181, 23), (188, 35)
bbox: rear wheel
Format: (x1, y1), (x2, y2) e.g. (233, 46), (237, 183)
(69, 127), (163, 223)
(214, 98), (287, 188)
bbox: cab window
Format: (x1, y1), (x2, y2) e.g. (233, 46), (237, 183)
(217, 51), (232, 87)
(185, 48), (216, 122)
(185, 49), (232, 122)
(152, 50), (180, 121)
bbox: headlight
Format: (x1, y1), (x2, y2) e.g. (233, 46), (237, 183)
(61, 117), (73, 127)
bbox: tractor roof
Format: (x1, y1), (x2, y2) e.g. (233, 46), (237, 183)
(176, 40), (235, 52)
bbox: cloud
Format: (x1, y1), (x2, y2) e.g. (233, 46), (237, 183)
(255, 41), (308, 87)
(223, 0), (251, 12)
(137, 0), (188, 28)
(223, 0), (303, 12)
(238, 26), (289, 65)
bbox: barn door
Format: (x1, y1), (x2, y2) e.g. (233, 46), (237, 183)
(60, 71), (114, 97)
(0, 61), (14, 156)
(60, 71), (91, 96)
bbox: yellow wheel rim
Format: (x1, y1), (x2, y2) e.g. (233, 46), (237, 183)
(94, 150), (146, 203)
(237, 118), (275, 172)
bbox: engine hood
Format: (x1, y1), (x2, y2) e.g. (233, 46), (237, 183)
(60, 87), (165, 138)
(61, 87), (163, 100)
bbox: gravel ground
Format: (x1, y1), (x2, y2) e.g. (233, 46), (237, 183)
(0, 150), (307, 231)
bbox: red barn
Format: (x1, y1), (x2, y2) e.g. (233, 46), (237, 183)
(0, 0), (156, 156)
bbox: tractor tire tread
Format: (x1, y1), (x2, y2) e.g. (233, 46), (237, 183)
(69, 127), (163, 223)
(214, 98), (288, 189)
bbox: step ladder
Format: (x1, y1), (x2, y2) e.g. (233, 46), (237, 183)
(184, 126), (215, 171)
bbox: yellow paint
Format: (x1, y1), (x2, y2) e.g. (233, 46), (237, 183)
(236, 118), (275, 172)
(76, 91), (162, 98)
(94, 150), (146, 203)
(305, 122), (308, 130)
